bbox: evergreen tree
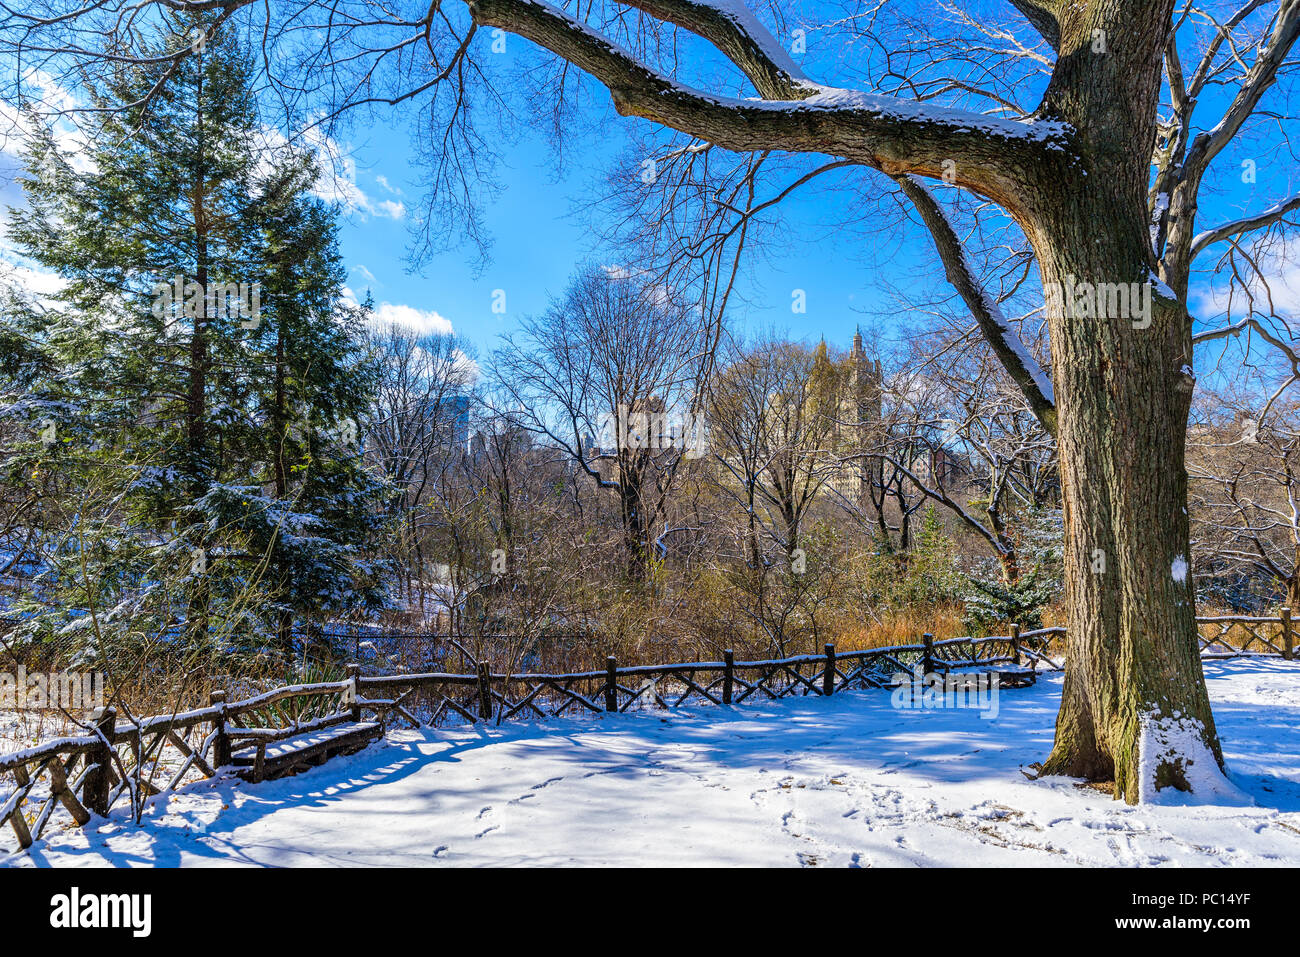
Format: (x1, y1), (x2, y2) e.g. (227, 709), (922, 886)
(3, 17), (386, 664)
(214, 175), (389, 654)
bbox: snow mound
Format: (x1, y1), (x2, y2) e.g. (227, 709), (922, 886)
(1138, 711), (1254, 807)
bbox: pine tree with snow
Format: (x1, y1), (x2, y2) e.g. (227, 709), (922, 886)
(4, 16), (387, 660)
(962, 506), (1062, 635)
(215, 174), (390, 654)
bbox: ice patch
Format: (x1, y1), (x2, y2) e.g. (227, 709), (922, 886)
(1171, 554), (1188, 583)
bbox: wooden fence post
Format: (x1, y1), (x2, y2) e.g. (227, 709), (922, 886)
(921, 633), (934, 676)
(83, 706), (116, 817)
(1282, 607), (1293, 660)
(477, 662), (493, 721)
(605, 656), (618, 712)
(723, 650), (734, 705)
(823, 643), (836, 696)
(1010, 623), (1021, 665)
(210, 691), (231, 769)
(346, 663), (363, 722)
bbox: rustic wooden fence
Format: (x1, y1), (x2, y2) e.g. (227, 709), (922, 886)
(1, 612), (1294, 853)
(0, 676), (364, 851)
(359, 628), (1052, 727)
(1196, 609), (1295, 657)
(0, 628), (1046, 851)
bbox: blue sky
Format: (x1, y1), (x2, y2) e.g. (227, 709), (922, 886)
(306, 6), (1296, 377)
(328, 112), (918, 364)
(0, 89), (914, 362)
(1, 2), (1295, 378)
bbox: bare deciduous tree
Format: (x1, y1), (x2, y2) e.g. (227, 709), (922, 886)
(365, 322), (475, 610)
(1190, 378), (1300, 608)
(492, 265), (705, 581)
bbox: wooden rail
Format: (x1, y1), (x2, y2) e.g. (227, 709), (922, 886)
(0, 678), (360, 852)
(1196, 608), (1295, 657)
(1, 612), (1293, 853)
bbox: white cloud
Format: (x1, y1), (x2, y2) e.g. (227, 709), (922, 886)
(601, 262), (675, 307)
(5, 262), (65, 298)
(3, 86), (402, 221)
(294, 125), (405, 220)
(1194, 233), (1300, 321)
(0, 72), (96, 174)
(0, 220), (66, 302)
(451, 348), (480, 383)
(372, 301), (455, 335)
(257, 123), (405, 221)
(343, 286), (456, 336)
(26, 71), (80, 116)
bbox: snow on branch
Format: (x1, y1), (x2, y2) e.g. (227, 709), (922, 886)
(468, 0), (1072, 193)
(1181, 0), (1300, 183)
(893, 174), (1057, 436)
(1191, 193), (1300, 260)
(620, 0), (814, 99)
(1004, 0), (1063, 50)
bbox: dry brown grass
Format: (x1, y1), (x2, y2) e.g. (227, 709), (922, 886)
(354, 595), (1082, 674)
(830, 604), (968, 652)
(827, 602), (1072, 655)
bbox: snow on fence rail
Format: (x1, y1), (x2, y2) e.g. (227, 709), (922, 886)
(0, 677), (358, 852)
(359, 631), (1030, 725)
(0, 613), (1294, 853)
(1195, 608), (1296, 657)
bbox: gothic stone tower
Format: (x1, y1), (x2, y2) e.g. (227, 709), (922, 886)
(849, 329), (884, 508)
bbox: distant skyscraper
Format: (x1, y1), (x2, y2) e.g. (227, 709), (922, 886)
(447, 395), (470, 451)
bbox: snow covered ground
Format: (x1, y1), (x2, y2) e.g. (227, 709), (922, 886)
(4, 658), (1300, 867)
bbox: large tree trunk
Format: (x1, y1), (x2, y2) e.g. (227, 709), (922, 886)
(618, 452), (650, 581)
(1039, 246), (1221, 801)
(1032, 5), (1225, 802)
(272, 322), (293, 655)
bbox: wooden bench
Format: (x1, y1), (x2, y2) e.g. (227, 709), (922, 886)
(931, 664), (1039, 689)
(229, 718), (382, 783)
(987, 668), (1037, 689)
